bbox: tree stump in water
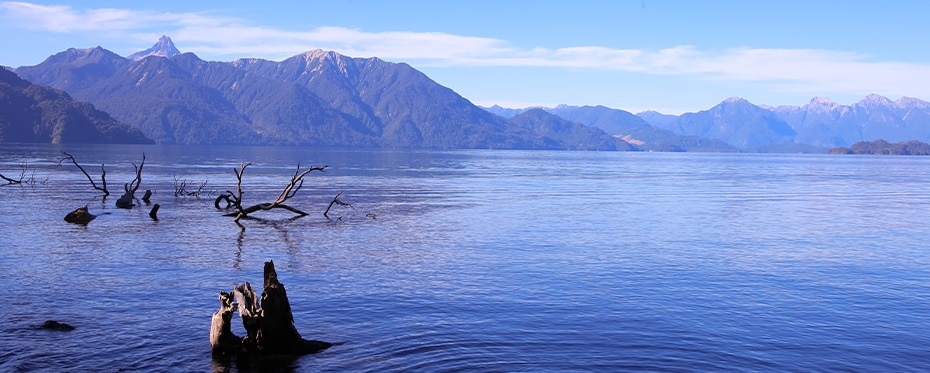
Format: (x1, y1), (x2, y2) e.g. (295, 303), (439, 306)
(210, 260), (332, 356)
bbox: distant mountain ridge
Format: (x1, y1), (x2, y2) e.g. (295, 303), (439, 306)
(13, 37), (624, 150)
(484, 104), (738, 152)
(489, 94), (930, 152)
(770, 95), (930, 147)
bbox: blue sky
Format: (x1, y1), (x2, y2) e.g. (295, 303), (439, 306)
(2, 0), (929, 114)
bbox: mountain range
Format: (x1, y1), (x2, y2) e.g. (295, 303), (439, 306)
(486, 94), (930, 152)
(10, 37), (623, 150)
(6, 36), (930, 151)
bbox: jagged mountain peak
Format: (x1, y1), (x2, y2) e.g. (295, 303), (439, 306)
(857, 93), (893, 107)
(128, 35), (181, 61)
(299, 49), (337, 60)
(895, 96), (930, 110)
(803, 97), (840, 112)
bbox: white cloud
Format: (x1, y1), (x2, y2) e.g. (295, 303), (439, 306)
(4, 1), (930, 99)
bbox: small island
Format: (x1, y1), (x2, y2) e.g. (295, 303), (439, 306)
(829, 139), (930, 155)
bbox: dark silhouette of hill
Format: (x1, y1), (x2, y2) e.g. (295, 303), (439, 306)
(0, 67), (151, 144)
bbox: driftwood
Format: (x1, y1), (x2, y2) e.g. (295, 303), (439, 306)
(219, 162), (328, 223)
(64, 205), (96, 225)
(210, 260), (332, 356)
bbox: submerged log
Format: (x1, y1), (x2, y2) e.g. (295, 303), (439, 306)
(64, 205), (96, 225)
(213, 260), (332, 356)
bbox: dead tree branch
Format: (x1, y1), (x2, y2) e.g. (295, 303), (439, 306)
(0, 172), (19, 185)
(0, 163), (31, 185)
(174, 176), (209, 198)
(323, 191), (354, 219)
(222, 162), (328, 222)
(58, 152), (108, 196)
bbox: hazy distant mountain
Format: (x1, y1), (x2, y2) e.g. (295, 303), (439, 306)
(662, 97), (797, 149)
(482, 105), (532, 118)
(14, 38), (619, 149)
(635, 110), (679, 131)
(0, 68), (151, 144)
(634, 95), (930, 150)
(506, 108), (634, 150)
(485, 104), (738, 151)
(549, 105), (739, 151)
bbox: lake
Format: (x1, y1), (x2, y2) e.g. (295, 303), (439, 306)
(1, 144), (929, 372)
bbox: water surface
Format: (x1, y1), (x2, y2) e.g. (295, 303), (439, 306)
(1, 144), (929, 372)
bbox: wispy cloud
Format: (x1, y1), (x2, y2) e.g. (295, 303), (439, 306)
(4, 1), (930, 98)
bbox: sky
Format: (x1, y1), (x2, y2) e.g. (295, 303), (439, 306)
(2, 0), (929, 114)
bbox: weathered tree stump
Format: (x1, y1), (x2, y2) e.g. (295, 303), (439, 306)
(210, 260), (332, 356)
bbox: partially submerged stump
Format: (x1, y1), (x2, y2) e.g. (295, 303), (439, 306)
(64, 205), (96, 225)
(210, 260), (332, 356)
(210, 292), (242, 355)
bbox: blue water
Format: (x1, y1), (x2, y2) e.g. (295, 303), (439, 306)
(1, 144), (929, 372)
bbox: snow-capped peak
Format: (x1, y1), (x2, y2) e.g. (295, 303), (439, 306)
(127, 35), (181, 61)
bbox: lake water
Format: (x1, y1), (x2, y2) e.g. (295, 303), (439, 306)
(1, 144), (929, 372)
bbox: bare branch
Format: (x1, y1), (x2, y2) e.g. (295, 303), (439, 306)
(58, 152), (108, 195)
(0, 172), (21, 185)
(116, 153), (146, 209)
(323, 191), (354, 219)
(224, 162), (327, 223)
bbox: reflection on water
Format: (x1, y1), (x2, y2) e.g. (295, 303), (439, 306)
(2, 144), (930, 372)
